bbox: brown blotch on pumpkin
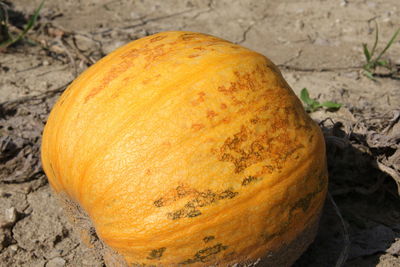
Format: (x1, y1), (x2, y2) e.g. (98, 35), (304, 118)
(153, 198), (165, 208)
(188, 54), (200, 58)
(220, 103), (227, 109)
(166, 188), (238, 220)
(203, 236), (215, 243)
(147, 247), (166, 260)
(218, 189), (238, 199)
(180, 243), (228, 264)
(241, 176), (258, 186)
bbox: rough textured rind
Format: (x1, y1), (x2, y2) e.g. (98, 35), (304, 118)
(41, 31), (328, 266)
(56, 191), (321, 267)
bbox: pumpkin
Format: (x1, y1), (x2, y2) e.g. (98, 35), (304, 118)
(41, 31), (328, 266)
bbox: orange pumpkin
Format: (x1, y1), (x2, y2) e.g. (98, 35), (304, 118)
(41, 31), (328, 266)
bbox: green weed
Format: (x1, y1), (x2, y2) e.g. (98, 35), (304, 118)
(0, 0), (44, 50)
(362, 21), (400, 79)
(300, 88), (341, 113)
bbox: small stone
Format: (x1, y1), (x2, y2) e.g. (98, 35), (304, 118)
(9, 244), (18, 251)
(42, 60), (50, 66)
(46, 257), (66, 267)
(1, 207), (17, 227)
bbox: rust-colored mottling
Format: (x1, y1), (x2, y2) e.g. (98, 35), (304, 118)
(191, 123), (205, 131)
(150, 35), (167, 43)
(217, 118), (304, 173)
(188, 54), (200, 58)
(221, 117), (231, 124)
(85, 57), (136, 102)
(220, 103), (227, 109)
(119, 48), (139, 59)
(206, 110), (218, 119)
(191, 92), (206, 106)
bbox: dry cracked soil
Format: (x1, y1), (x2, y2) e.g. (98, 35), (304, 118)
(1, 0), (400, 266)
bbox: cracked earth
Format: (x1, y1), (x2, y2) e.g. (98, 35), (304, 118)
(1, 0), (400, 266)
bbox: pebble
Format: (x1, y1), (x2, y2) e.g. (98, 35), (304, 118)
(0, 207), (17, 228)
(9, 244), (18, 251)
(46, 257), (66, 267)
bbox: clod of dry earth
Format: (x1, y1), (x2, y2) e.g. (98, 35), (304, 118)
(1, 0), (400, 266)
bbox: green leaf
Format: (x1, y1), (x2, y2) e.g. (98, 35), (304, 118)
(321, 101), (342, 110)
(300, 88), (317, 106)
(300, 88), (326, 112)
(376, 60), (388, 66)
(363, 62), (373, 72)
(362, 43), (371, 62)
(370, 20), (379, 58)
(363, 70), (375, 80)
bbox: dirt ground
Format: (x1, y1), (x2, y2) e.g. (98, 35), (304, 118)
(1, 0), (400, 266)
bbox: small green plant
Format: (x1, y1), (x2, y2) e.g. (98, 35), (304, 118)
(362, 21), (400, 79)
(0, 0), (44, 50)
(300, 88), (341, 113)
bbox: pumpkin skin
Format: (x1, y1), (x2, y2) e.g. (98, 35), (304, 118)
(41, 31), (328, 266)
